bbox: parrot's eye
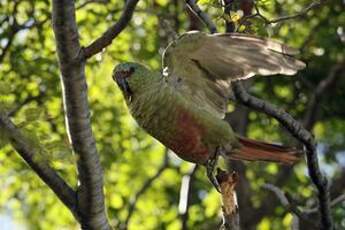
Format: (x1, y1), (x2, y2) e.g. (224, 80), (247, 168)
(116, 68), (134, 79)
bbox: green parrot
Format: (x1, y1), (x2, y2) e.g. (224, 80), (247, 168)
(112, 31), (305, 190)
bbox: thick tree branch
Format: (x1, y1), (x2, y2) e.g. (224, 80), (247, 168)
(83, 0), (140, 59)
(231, 82), (333, 229)
(122, 152), (169, 229)
(0, 114), (79, 219)
(51, 1), (110, 229)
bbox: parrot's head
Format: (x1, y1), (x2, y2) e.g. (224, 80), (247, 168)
(112, 62), (153, 102)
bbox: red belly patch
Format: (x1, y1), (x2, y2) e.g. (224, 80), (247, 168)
(166, 109), (210, 164)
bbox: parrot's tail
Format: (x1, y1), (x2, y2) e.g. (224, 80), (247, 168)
(228, 136), (301, 165)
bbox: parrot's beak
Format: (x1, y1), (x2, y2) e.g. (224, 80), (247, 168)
(113, 71), (133, 100)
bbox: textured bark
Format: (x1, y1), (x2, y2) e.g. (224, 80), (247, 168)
(0, 114), (79, 220)
(217, 169), (241, 230)
(51, 1), (110, 229)
(231, 82), (332, 229)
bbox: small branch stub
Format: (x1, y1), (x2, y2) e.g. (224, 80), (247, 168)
(216, 169), (240, 230)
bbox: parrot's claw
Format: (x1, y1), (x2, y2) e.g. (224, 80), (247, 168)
(206, 148), (221, 193)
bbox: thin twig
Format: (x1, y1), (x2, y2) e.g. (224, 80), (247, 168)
(262, 183), (316, 228)
(304, 193), (345, 214)
(239, 0), (324, 28)
(265, 1), (323, 24)
(303, 63), (345, 130)
(7, 90), (46, 117)
(185, 0), (217, 33)
(122, 152), (169, 229)
(0, 2), (50, 63)
(76, 0), (109, 10)
(300, 16), (328, 52)
(330, 194), (345, 209)
(0, 1), (20, 63)
(83, 0), (140, 59)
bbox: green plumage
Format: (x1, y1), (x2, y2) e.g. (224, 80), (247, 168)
(112, 31), (305, 164)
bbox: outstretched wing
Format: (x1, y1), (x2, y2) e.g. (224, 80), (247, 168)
(162, 31), (306, 118)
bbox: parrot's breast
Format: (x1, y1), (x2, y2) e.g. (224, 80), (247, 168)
(165, 108), (210, 164)
(128, 83), (233, 164)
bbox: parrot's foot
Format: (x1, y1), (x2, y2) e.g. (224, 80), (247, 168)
(206, 147), (222, 193)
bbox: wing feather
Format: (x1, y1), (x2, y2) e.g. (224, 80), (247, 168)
(162, 31), (306, 118)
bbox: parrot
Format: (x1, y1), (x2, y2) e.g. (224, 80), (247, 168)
(112, 31), (306, 191)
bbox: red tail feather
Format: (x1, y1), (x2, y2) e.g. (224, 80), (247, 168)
(229, 136), (300, 165)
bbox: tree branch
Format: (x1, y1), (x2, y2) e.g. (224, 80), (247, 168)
(185, 0), (217, 33)
(0, 1), (20, 63)
(239, 0), (324, 27)
(231, 82), (333, 229)
(257, 1), (323, 24)
(0, 113), (79, 220)
(83, 0), (140, 59)
(76, 0), (110, 10)
(262, 183), (316, 228)
(303, 193), (345, 214)
(7, 90), (46, 117)
(51, 1), (110, 229)
(0, 1), (50, 63)
(0, 31), (15, 63)
(216, 169), (240, 230)
(122, 151), (169, 229)
(303, 63), (345, 130)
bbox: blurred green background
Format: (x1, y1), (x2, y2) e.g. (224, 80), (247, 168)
(0, 0), (344, 229)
